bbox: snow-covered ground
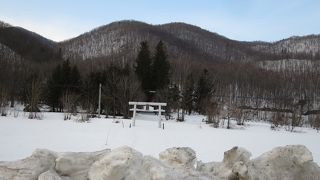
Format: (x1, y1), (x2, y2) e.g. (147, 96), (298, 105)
(0, 112), (319, 166)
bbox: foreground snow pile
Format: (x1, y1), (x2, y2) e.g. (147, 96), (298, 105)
(0, 145), (319, 180)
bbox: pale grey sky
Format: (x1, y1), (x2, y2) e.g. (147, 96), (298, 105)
(0, 0), (319, 42)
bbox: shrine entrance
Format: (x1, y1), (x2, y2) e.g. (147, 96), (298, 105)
(129, 102), (167, 128)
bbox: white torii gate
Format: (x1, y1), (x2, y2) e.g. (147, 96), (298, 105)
(129, 102), (167, 128)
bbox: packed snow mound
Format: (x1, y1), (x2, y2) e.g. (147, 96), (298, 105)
(56, 149), (109, 180)
(196, 146), (252, 179)
(38, 169), (63, 180)
(88, 146), (187, 180)
(159, 147), (197, 169)
(247, 145), (320, 180)
(0, 145), (319, 180)
(88, 146), (144, 179)
(222, 146), (252, 167)
(0, 149), (56, 180)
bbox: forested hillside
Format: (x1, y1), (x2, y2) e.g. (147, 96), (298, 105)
(0, 19), (320, 129)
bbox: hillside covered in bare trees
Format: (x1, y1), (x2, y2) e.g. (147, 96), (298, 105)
(0, 20), (320, 129)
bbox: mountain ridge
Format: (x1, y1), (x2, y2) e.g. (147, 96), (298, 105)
(0, 19), (319, 64)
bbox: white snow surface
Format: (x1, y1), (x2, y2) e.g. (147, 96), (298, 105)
(0, 112), (319, 166)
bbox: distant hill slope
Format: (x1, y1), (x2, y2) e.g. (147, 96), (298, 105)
(60, 20), (320, 63)
(59, 20), (270, 62)
(59, 20), (222, 62)
(0, 23), (62, 63)
(249, 35), (320, 59)
(1, 20), (319, 65)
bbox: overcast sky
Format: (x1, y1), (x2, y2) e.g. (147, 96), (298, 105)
(0, 0), (319, 42)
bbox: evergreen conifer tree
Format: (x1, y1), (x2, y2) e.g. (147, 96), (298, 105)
(46, 64), (63, 111)
(135, 41), (152, 92)
(152, 41), (170, 90)
(46, 60), (82, 111)
(70, 65), (81, 92)
(182, 73), (195, 115)
(195, 69), (215, 114)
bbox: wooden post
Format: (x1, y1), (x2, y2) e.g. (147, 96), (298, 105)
(158, 105), (161, 128)
(98, 83), (102, 118)
(132, 104), (136, 126)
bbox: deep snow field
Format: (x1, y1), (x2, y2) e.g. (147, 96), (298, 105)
(0, 111), (319, 166)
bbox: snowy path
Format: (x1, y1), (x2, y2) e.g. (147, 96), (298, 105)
(0, 112), (319, 165)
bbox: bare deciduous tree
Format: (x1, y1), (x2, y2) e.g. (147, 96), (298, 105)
(271, 112), (289, 130)
(25, 78), (42, 119)
(61, 91), (79, 120)
(206, 101), (220, 128)
(116, 74), (144, 119)
(288, 105), (303, 132)
(0, 87), (8, 116)
(314, 114), (320, 133)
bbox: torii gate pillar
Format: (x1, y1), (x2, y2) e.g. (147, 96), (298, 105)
(132, 104), (136, 126)
(129, 102), (167, 128)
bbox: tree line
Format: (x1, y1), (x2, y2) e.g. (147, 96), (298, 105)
(0, 40), (320, 131)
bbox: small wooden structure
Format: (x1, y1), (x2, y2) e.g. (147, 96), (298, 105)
(129, 102), (167, 128)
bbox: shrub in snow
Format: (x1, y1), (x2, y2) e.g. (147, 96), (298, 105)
(61, 91), (79, 120)
(205, 101), (220, 128)
(232, 108), (250, 126)
(287, 106), (304, 132)
(13, 109), (19, 118)
(315, 115), (320, 132)
(61, 110), (90, 122)
(271, 112), (288, 128)
(308, 114), (320, 132)
(75, 113), (89, 122)
(27, 112), (43, 120)
(270, 112), (308, 132)
(0, 105), (8, 116)
(0, 108), (7, 116)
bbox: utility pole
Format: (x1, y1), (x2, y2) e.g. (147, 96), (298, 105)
(98, 83), (102, 118)
(227, 84), (232, 129)
(158, 104), (162, 128)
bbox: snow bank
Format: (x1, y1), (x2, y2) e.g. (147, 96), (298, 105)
(38, 170), (63, 180)
(0, 145), (319, 180)
(56, 149), (109, 180)
(159, 147), (196, 169)
(247, 145), (320, 180)
(0, 149), (56, 180)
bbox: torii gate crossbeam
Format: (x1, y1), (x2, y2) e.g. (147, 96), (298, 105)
(129, 102), (167, 128)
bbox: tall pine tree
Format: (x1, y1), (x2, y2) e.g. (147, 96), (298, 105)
(152, 41), (170, 90)
(46, 64), (63, 111)
(195, 69), (215, 114)
(182, 73), (195, 115)
(69, 65), (81, 93)
(135, 41), (171, 101)
(46, 60), (81, 111)
(135, 41), (152, 92)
